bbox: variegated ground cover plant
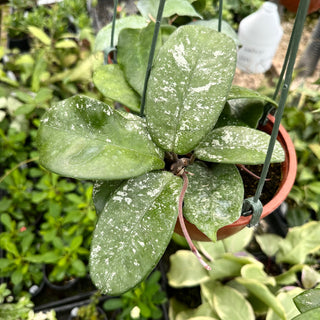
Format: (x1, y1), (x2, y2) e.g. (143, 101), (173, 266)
(37, 23), (285, 295)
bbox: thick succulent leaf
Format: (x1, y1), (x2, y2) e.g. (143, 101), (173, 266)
(293, 289), (320, 313)
(236, 278), (286, 320)
(292, 308), (320, 320)
(228, 86), (277, 107)
(89, 171), (182, 295)
(195, 126), (285, 164)
(145, 25), (237, 154)
(37, 95), (164, 180)
(183, 162), (243, 241)
(167, 250), (210, 287)
(118, 23), (175, 96)
(93, 16), (148, 53)
(213, 284), (255, 320)
(92, 180), (124, 215)
(226, 86), (278, 128)
(137, 0), (202, 19)
(93, 64), (140, 112)
(189, 19), (239, 45)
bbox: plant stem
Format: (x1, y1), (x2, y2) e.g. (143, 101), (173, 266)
(0, 157), (39, 184)
(178, 172), (211, 271)
(237, 164), (271, 181)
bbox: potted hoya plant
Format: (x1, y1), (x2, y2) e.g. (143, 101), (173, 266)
(36, 2), (296, 296)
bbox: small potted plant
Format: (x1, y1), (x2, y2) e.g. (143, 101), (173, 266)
(36, 3), (296, 296)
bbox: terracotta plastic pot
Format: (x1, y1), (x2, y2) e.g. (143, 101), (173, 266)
(280, 0), (320, 14)
(174, 114), (297, 241)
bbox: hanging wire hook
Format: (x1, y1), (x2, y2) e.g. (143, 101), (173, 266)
(242, 0), (311, 227)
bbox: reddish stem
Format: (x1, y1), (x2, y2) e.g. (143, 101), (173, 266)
(178, 172), (211, 271)
(237, 164), (271, 181)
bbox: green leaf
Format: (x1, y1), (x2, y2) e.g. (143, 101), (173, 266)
(37, 95), (165, 180)
(275, 264), (304, 285)
(228, 86), (277, 107)
(137, 0), (202, 19)
(213, 284), (255, 320)
(276, 221), (320, 264)
(189, 19), (239, 45)
(255, 234), (283, 257)
(28, 26), (51, 45)
(70, 235), (83, 251)
(167, 250), (210, 287)
(293, 289), (320, 313)
(223, 227), (254, 253)
(301, 266), (320, 289)
(117, 23), (169, 96)
(55, 39), (77, 48)
(92, 180), (124, 215)
(0, 258), (12, 269)
(309, 143), (320, 160)
(292, 307), (320, 320)
(103, 298), (124, 310)
(266, 288), (304, 320)
(241, 264), (276, 286)
(89, 171), (182, 295)
(236, 278), (286, 320)
(93, 64), (140, 113)
(11, 270), (23, 285)
(71, 259), (87, 276)
(145, 26), (236, 154)
(183, 162), (243, 241)
(195, 126), (285, 164)
(0, 214), (12, 231)
(94, 16), (148, 53)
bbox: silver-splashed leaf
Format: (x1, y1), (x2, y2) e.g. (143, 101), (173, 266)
(37, 95), (164, 180)
(195, 126), (285, 164)
(183, 162), (243, 241)
(89, 171), (182, 295)
(145, 25), (237, 154)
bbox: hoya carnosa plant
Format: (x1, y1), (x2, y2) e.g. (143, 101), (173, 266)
(37, 25), (285, 295)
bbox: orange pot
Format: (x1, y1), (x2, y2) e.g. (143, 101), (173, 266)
(174, 114), (297, 241)
(280, 0), (320, 14)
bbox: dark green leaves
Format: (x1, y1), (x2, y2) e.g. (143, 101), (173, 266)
(117, 23), (175, 96)
(183, 162), (243, 241)
(89, 171), (182, 295)
(37, 95), (164, 180)
(195, 126), (285, 165)
(145, 26), (237, 154)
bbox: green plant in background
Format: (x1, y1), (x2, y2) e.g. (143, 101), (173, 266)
(0, 0), (101, 295)
(0, 283), (57, 320)
(37, 0), (286, 296)
(0, 214), (43, 295)
(281, 85), (320, 226)
(71, 292), (105, 320)
(204, 0), (264, 27)
(168, 223), (320, 320)
(103, 271), (167, 320)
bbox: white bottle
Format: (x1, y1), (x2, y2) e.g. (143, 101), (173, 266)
(237, 1), (283, 74)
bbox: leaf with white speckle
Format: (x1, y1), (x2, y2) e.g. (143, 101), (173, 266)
(89, 171), (182, 295)
(183, 162), (243, 241)
(37, 95), (165, 180)
(145, 25), (236, 154)
(195, 126), (285, 164)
